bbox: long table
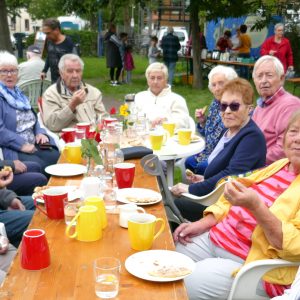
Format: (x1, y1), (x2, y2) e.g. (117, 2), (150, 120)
(0, 157), (188, 300)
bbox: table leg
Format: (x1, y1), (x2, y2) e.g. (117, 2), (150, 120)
(165, 160), (175, 186)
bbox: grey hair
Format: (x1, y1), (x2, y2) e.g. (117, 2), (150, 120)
(167, 26), (174, 33)
(252, 55), (284, 78)
(145, 62), (169, 80)
(275, 23), (284, 31)
(208, 66), (238, 90)
(58, 54), (84, 71)
(0, 51), (18, 68)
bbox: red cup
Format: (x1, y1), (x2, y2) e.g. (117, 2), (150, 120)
(114, 163), (135, 189)
(75, 129), (85, 140)
(103, 117), (118, 127)
(34, 187), (67, 219)
(61, 128), (76, 143)
(76, 122), (90, 137)
(21, 229), (50, 270)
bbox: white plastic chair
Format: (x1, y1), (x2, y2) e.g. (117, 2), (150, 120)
(228, 259), (300, 300)
(189, 116), (196, 132)
(18, 79), (51, 110)
(0, 149), (3, 160)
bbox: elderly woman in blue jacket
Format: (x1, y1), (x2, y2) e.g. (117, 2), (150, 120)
(171, 78), (266, 221)
(0, 51), (59, 175)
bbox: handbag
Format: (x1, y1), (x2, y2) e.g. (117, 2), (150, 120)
(120, 146), (153, 160)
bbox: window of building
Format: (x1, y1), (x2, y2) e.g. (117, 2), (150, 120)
(11, 17), (16, 30)
(25, 19), (29, 31)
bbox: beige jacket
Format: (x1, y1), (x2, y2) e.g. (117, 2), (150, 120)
(43, 83), (108, 133)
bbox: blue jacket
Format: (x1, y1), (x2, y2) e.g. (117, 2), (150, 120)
(0, 96), (52, 160)
(188, 119), (266, 196)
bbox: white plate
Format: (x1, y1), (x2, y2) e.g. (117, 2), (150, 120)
(173, 135), (202, 143)
(34, 186), (83, 204)
(116, 188), (162, 206)
(45, 164), (87, 177)
(125, 250), (195, 282)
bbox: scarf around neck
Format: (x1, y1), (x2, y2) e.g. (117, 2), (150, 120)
(0, 82), (31, 110)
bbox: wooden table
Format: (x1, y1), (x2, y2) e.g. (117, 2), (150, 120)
(286, 77), (300, 94)
(0, 158), (188, 300)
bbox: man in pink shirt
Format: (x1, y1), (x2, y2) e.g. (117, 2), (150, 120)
(252, 55), (300, 164)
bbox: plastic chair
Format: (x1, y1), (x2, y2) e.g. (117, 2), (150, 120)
(18, 79), (51, 110)
(140, 154), (186, 226)
(189, 116), (196, 132)
(228, 259), (300, 300)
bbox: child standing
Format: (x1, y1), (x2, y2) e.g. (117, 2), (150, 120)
(124, 45), (135, 84)
(148, 36), (160, 64)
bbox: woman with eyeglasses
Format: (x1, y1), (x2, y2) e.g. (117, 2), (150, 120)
(0, 51), (59, 178)
(171, 77), (266, 221)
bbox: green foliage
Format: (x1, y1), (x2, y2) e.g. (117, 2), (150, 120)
(81, 138), (102, 165)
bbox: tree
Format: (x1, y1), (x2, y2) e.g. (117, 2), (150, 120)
(0, 0), (12, 51)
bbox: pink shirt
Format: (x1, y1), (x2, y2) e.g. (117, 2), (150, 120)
(252, 88), (300, 165)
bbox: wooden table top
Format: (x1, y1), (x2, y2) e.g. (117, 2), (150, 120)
(202, 58), (255, 67)
(0, 157), (188, 300)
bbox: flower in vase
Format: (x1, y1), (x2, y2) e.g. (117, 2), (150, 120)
(110, 107), (117, 115)
(119, 104), (129, 117)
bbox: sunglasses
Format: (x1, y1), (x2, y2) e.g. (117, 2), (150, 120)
(219, 102), (241, 112)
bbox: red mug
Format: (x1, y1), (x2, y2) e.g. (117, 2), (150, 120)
(75, 129), (85, 140)
(114, 163), (135, 189)
(76, 122), (90, 137)
(34, 187), (67, 219)
(61, 128), (76, 143)
(103, 117), (118, 127)
(21, 229), (50, 270)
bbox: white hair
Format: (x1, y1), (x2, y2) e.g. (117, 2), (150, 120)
(58, 54), (84, 71)
(0, 51), (18, 68)
(145, 62), (169, 80)
(208, 66), (238, 90)
(252, 55), (284, 78)
(274, 23), (284, 31)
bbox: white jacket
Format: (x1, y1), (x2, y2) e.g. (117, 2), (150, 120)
(134, 85), (190, 129)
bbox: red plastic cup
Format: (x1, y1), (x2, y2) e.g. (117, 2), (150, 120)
(76, 122), (90, 137)
(21, 229), (50, 270)
(34, 187), (67, 219)
(61, 128), (76, 143)
(114, 163), (135, 189)
(103, 117), (118, 127)
(75, 129), (85, 140)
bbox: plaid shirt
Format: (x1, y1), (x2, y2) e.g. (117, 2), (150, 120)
(161, 33), (181, 62)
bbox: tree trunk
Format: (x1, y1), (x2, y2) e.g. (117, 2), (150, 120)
(0, 0), (13, 52)
(124, 5), (130, 33)
(190, 0), (203, 89)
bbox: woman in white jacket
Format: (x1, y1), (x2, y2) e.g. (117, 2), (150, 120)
(134, 62), (190, 129)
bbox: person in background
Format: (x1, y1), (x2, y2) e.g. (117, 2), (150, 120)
(230, 28), (241, 51)
(174, 110), (300, 299)
(119, 32), (128, 84)
(134, 62), (189, 129)
(41, 18), (75, 83)
(104, 24), (123, 86)
(160, 27), (181, 86)
(260, 23), (293, 73)
(148, 36), (160, 65)
(43, 54), (108, 133)
(185, 66), (237, 175)
(18, 45), (50, 85)
(216, 30), (233, 52)
(124, 45), (134, 84)
(252, 55), (300, 164)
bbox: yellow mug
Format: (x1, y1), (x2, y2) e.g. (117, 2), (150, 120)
(65, 205), (102, 242)
(178, 129), (192, 145)
(65, 142), (82, 164)
(162, 122), (175, 137)
(84, 196), (107, 229)
(149, 131), (168, 150)
(128, 213), (165, 251)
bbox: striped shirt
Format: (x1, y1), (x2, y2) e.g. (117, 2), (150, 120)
(210, 165), (296, 297)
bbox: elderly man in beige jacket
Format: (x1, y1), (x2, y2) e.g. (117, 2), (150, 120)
(43, 54), (108, 133)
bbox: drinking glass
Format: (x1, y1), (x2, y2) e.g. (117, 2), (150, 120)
(93, 257), (121, 299)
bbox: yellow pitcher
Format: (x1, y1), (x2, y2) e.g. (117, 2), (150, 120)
(84, 196), (107, 229)
(65, 205), (102, 242)
(65, 142), (82, 164)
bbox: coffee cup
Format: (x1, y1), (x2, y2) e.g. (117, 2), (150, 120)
(84, 196), (107, 229)
(178, 128), (192, 145)
(61, 128), (76, 143)
(65, 205), (102, 242)
(149, 130), (168, 150)
(34, 187), (67, 219)
(128, 213), (165, 250)
(162, 122), (175, 137)
(119, 203), (145, 228)
(76, 122), (90, 137)
(65, 142), (82, 164)
(80, 176), (101, 198)
(114, 163), (135, 189)
(103, 117), (118, 127)
(21, 229), (50, 270)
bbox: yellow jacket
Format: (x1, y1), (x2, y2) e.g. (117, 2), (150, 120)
(204, 158), (300, 285)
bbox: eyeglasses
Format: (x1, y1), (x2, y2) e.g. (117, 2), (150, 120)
(219, 102), (241, 112)
(0, 69), (18, 75)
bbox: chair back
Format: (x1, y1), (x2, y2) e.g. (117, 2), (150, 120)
(18, 79), (51, 111)
(141, 154), (185, 225)
(189, 116), (196, 133)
